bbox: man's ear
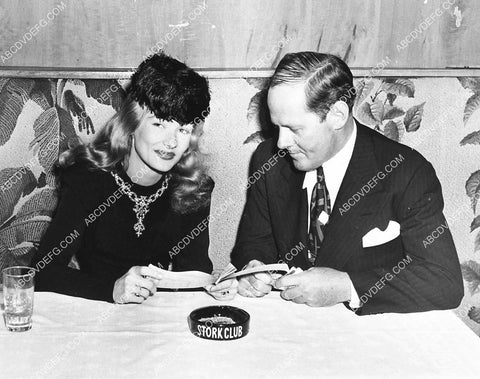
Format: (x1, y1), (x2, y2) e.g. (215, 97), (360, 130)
(326, 101), (350, 130)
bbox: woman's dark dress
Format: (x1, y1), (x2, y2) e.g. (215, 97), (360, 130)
(33, 164), (212, 302)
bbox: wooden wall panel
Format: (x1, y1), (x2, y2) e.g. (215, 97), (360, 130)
(0, 0), (479, 69)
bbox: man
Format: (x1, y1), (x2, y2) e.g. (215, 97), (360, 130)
(231, 52), (463, 314)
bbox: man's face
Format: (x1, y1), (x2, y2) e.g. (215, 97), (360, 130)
(267, 82), (339, 171)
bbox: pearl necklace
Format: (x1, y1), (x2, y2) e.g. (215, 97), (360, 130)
(111, 172), (170, 237)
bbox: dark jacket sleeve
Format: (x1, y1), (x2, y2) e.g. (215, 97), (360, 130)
(171, 202), (213, 274)
(231, 143), (278, 269)
(32, 169), (116, 302)
(348, 159), (464, 315)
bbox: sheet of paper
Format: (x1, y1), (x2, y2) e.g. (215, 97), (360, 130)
(221, 263), (290, 280)
(148, 263), (291, 289)
(147, 265), (214, 289)
(214, 263), (237, 284)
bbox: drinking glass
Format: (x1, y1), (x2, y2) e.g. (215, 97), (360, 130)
(2, 266), (35, 332)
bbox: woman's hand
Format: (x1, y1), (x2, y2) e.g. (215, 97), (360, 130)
(113, 266), (158, 304)
(205, 278), (238, 301)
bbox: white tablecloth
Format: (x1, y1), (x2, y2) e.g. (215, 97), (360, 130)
(1, 291), (479, 379)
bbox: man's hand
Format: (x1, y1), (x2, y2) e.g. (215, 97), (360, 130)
(237, 260), (274, 298)
(113, 266), (158, 304)
(205, 278), (238, 301)
(274, 267), (351, 307)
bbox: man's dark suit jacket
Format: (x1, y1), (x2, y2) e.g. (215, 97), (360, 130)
(231, 122), (463, 315)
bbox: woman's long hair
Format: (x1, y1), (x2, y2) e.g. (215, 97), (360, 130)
(58, 53), (213, 214)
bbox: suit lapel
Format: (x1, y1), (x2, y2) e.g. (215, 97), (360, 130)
(271, 159), (310, 268)
(315, 123), (386, 269)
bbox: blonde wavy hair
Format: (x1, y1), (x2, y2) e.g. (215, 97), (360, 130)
(59, 94), (213, 214)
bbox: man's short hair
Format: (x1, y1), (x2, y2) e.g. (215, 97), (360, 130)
(270, 52), (355, 120)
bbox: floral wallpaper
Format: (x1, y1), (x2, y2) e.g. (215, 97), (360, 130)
(0, 78), (124, 273)
(1, 75), (480, 335)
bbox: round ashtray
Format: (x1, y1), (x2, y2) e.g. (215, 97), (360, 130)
(188, 305), (250, 340)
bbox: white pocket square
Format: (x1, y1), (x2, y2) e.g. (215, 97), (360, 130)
(362, 220), (400, 248)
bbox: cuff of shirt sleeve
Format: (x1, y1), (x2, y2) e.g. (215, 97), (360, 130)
(348, 276), (363, 310)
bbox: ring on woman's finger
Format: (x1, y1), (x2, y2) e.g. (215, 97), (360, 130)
(135, 292), (147, 300)
(134, 285), (143, 296)
(134, 286), (142, 297)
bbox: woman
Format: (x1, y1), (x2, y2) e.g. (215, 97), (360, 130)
(33, 53), (237, 303)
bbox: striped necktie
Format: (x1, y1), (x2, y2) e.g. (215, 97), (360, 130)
(307, 166), (331, 265)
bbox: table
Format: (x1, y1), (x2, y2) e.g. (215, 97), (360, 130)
(1, 291), (480, 379)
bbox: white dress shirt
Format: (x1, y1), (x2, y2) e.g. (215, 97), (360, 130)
(302, 121), (362, 308)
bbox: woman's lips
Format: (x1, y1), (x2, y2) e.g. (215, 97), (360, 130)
(155, 150), (175, 160)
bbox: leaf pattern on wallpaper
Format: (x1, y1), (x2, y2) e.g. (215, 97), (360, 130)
(243, 131), (265, 144)
(0, 218), (51, 250)
(384, 120), (400, 142)
(458, 77), (480, 127)
(244, 89), (273, 144)
(471, 215), (480, 233)
(467, 306), (480, 324)
(246, 90), (264, 124)
(460, 130), (480, 146)
(14, 187), (57, 224)
(465, 170), (480, 213)
(352, 78), (423, 142)
(6, 245), (36, 267)
(381, 79), (415, 98)
(0, 78), (8, 90)
(57, 106), (78, 153)
(404, 102), (425, 132)
(474, 231), (480, 254)
(31, 91), (51, 112)
(0, 77), (122, 272)
(384, 106), (405, 120)
(30, 79), (54, 111)
(55, 79), (67, 105)
(245, 78), (270, 91)
(27, 80), (79, 186)
(0, 167), (37, 226)
(386, 93), (397, 106)
(354, 79), (374, 105)
(370, 98), (384, 123)
(459, 81), (480, 325)
(0, 79), (35, 146)
(463, 94), (480, 126)
(29, 107), (60, 177)
(37, 172), (47, 188)
(83, 79), (125, 112)
(355, 102), (377, 126)
(244, 77), (422, 146)
(458, 77), (480, 93)
(461, 260), (480, 296)
(0, 238), (11, 272)
(62, 89), (95, 135)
